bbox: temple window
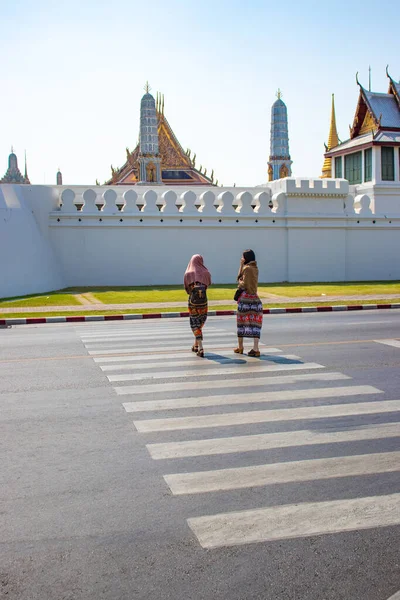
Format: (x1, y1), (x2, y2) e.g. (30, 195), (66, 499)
(335, 156), (342, 178)
(381, 147), (395, 181)
(344, 151), (362, 185)
(364, 148), (372, 182)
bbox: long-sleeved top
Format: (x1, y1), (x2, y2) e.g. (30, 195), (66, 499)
(237, 260), (259, 295)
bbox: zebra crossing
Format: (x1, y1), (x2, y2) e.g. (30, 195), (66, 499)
(76, 320), (400, 549)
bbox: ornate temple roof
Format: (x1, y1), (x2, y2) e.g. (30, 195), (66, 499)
(324, 67), (400, 159)
(363, 90), (400, 129)
(105, 92), (216, 186)
(0, 149), (30, 184)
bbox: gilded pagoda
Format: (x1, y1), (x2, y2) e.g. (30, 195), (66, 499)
(105, 85), (216, 186)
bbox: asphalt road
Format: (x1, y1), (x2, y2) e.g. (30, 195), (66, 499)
(1, 311), (400, 600)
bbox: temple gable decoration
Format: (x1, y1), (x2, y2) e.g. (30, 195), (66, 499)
(104, 87), (216, 186)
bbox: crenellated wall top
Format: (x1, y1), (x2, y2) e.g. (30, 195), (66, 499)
(269, 177), (349, 197)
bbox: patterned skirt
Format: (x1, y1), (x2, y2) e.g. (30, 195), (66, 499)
(188, 284), (208, 340)
(237, 292), (263, 338)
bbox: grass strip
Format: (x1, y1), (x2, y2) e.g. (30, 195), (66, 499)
(0, 293), (81, 308)
(3, 281), (400, 307)
(1, 299), (399, 319)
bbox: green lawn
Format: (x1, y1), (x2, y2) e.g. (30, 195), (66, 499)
(2, 298), (399, 319)
(258, 282), (400, 297)
(0, 293), (81, 308)
(83, 285), (238, 304)
(2, 281), (400, 309)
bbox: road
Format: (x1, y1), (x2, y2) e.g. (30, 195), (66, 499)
(1, 311), (400, 600)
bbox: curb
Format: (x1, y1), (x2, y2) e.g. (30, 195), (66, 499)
(1, 303), (400, 326)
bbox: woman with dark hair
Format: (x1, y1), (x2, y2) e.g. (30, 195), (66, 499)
(234, 249), (263, 357)
(184, 254), (212, 358)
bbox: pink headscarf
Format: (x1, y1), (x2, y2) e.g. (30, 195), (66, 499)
(184, 254), (211, 288)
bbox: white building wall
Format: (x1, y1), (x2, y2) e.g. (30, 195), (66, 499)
(1, 178), (400, 298)
(0, 185), (64, 298)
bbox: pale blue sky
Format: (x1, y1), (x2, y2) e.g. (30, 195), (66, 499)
(1, 0), (399, 186)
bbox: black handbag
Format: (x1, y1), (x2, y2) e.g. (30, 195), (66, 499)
(234, 288), (243, 301)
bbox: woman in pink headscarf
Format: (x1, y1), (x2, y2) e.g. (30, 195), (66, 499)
(184, 254), (212, 357)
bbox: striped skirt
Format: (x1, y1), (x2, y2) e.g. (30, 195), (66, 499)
(188, 284), (208, 340)
(237, 292), (263, 338)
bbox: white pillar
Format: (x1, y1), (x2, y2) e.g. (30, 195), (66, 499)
(360, 149), (364, 183)
(373, 146), (382, 184)
(394, 148), (400, 182)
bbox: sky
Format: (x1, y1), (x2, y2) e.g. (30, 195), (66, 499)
(1, 0), (399, 187)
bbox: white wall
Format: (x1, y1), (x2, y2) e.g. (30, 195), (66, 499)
(1, 179), (400, 298)
(0, 185), (64, 298)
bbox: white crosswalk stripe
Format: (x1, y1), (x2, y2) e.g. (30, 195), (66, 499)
(83, 332), (234, 346)
(123, 385), (381, 412)
(100, 355), (299, 372)
(164, 451), (400, 495)
(114, 372), (350, 395)
(133, 400), (398, 432)
(107, 362), (324, 383)
(375, 339), (400, 348)
(93, 349), (283, 363)
(88, 342), (239, 355)
(187, 494), (400, 549)
(81, 328), (225, 339)
(147, 422), (400, 460)
(76, 320), (399, 550)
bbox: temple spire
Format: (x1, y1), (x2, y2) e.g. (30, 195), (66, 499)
(138, 87), (162, 184)
(24, 151), (28, 180)
(267, 90), (292, 181)
(327, 94), (339, 150)
(321, 94), (339, 178)
(0, 148), (30, 184)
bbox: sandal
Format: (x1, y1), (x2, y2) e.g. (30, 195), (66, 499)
(191, 345), (198, 353)
(233, 347), (244, 354)
(248, 349), (261, 357)
(197, 349), (204, 358)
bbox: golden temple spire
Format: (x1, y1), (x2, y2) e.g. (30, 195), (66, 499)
(321, 94), (339, 178)
(144, 81), (151, 93)
(327, 94), (339, 150)
(276, 88), (282, 100)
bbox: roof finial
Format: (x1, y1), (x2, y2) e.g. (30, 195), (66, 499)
(369, 65), (371, 92)
(356, 71), (360, 86)
(11, 145), (14, 154)
(24, 150), (28, 180)
(162, 93), (164, 115)
(321, 93), (340, 178)
(144, 81), (151, 93)
(276, 88), (282, 100)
